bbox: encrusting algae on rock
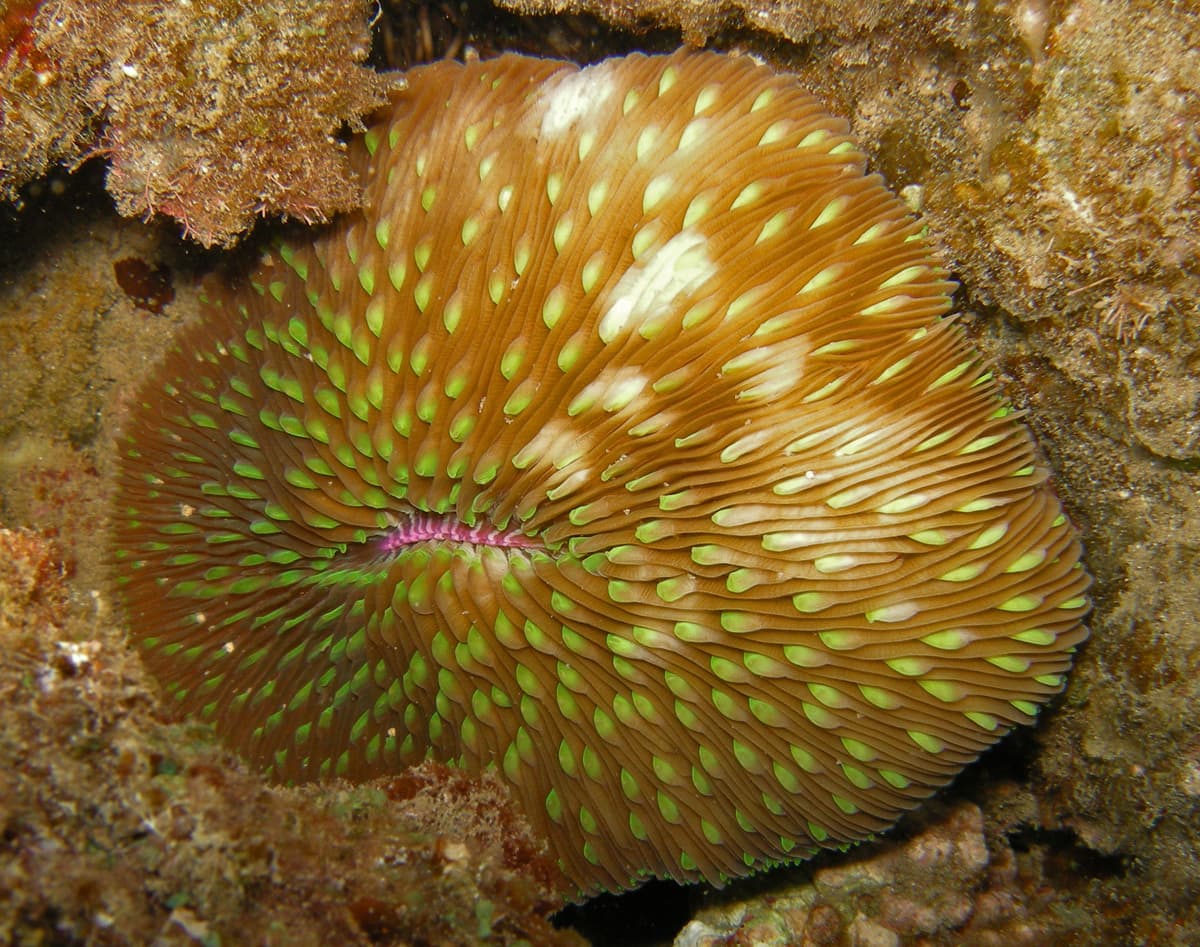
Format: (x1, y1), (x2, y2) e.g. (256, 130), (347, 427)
(0, 0), (398, 247)
(110, 50), (1091, 898)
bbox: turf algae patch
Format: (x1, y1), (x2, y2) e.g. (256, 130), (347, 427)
(111, 50), (1091, 898)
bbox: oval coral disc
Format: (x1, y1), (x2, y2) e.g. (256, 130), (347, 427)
(111, 50), (1091, 898)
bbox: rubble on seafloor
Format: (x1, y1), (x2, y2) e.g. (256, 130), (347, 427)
(675, 800), (1106, 946)
(0, 526), (583, 947)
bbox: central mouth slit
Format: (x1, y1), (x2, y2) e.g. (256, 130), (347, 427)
(375, 511), (540, 553)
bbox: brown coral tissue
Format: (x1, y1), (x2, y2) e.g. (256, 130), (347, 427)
(111, 50), (1091, 898)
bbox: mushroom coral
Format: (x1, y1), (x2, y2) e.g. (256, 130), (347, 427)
(111, 50), (1091, 897)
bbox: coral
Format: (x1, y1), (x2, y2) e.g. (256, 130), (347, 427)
(0, 0), (399, 246)
(0, 0), (1196, 940)
(0, 525), (582, 946)
(111, 50), (1087, 898)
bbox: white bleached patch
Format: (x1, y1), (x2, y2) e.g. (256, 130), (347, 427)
(628, 408), (674, 437)
(738, 361), (798, 401)
(569, 366), (649, 415)
(599, 230), (716, 343)
(512, 418), (591, 470)
(545, 465), (593, 502)
(599, 367), (649, 411)
(536, 62), (618, 140)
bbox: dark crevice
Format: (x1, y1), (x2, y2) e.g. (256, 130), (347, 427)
(1007, 825), (1131, 882)
(553, 878), (693, 947)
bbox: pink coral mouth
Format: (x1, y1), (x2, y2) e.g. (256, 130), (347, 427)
(376, 512), (539, 553)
